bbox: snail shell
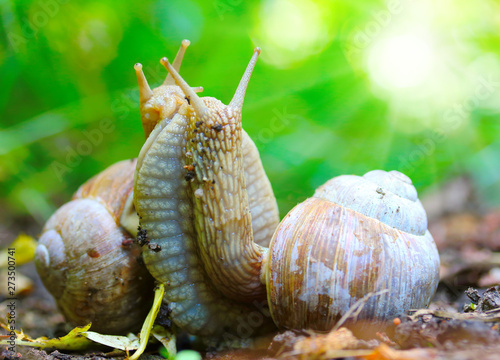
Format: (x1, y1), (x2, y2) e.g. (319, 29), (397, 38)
(35, 159), (155, 334)
(264, 170), (440, 330)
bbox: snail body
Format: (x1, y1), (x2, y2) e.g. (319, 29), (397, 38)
(134, 48), (279, 338)
(35, 159), (155, 334)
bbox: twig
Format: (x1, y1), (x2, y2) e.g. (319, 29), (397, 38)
(333, 289), (389, 331)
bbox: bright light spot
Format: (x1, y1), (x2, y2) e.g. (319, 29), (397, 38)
(368, 33), (435, 89)
(350, 0), (500, 133)
(252, 0), (332, 68)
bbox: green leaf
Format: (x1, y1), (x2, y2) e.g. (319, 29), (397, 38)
(0, 323), (93, 351)
(152, 325), (176, 359)
(81, 332), (139, 351)
(129, 283), (166, 359)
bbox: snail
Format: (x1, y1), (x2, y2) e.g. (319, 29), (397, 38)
(35, 40), (440, 342)
(33, 40), (201, 335)
(34, 159), (155, 334)
(134, 46), (440, 337)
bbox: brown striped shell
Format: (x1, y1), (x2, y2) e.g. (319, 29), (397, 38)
(34, 159), (155, 334)
(264, 170), (440, 330)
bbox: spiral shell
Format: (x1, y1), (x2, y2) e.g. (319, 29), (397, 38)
(35, 160), (155, 334)
(265, 170), (440, 331)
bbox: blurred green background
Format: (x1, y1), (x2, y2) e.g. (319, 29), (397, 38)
(0, 0), (499, 238)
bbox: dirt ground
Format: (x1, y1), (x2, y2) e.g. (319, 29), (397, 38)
(2, 177), (500, 360)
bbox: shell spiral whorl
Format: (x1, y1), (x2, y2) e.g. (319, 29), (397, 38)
(314, 170), (427, 235)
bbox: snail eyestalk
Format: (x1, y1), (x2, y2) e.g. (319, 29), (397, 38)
(137, 40), (201, 139)
(164, 39), (191, 86)
(228, 47), (261, 111)
(134, 63), (153, 103)
(161, 56), (209, 120)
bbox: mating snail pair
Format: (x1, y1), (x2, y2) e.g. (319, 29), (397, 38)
(35, 40), (440, 341)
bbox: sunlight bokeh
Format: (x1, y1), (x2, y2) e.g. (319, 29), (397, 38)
(368, 32), (435, 90)
(252, 0), (334, 68)
(353, 0), (500, 134)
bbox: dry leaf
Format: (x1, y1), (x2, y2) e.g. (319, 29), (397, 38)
(286, 328), (374, 359)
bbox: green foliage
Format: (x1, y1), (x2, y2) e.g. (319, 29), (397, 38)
(1, 0), (499, 228)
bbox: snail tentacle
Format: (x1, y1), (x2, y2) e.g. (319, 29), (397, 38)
(161, 56), (210, 120)
(164, 39), (191, 86)
(228, 47), (260, 111)
(134, 63), (153, 103)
